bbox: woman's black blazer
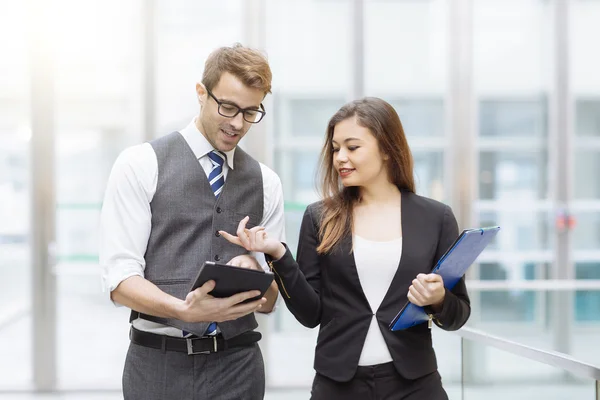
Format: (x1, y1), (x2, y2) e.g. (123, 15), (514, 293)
(269, 190), (471, 382)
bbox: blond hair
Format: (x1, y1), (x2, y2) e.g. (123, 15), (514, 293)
(202, 43), (272, 96)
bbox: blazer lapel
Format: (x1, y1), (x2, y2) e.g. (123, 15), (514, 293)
(334, 232), (373, 312)
(378, 190), (421, 312)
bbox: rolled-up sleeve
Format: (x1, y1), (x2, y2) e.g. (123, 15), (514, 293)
(99, 144), (156, 306)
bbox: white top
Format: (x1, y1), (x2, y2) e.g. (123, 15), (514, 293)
(99, 119), (286, 337)
(353, 235), (402, 366)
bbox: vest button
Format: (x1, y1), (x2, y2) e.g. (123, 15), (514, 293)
(215, 231), (221, 237)
(214, 255), (220, 261)
(216, 207), (223, 213)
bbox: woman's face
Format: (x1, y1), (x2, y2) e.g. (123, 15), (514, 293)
(331, 116), (389, 188)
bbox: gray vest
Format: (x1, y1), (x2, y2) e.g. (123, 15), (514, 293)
(131, 131), (264, 339)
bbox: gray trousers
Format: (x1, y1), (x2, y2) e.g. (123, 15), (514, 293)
(123, 341), (265, 400)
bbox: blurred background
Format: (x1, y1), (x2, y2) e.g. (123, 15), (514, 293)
(1, 0), (599, 399)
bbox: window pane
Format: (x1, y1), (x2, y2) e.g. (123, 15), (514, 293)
(479, 211), (552, 251)
(479, 99), (547, 138)
(479, 151), (548, 201)
(53, 0), (143, 388)
(575, 100), (600, 137)
(413, 151), (444, 200)
(282, 97), (346, 137)
(56, 208), (100, 261)
(156, 0), (243, 132)
(572, 212), (600, 251)
(574, 150), (600, 199)
(571, 0), (600, 317)
(474, 0), (552, 94)
(571, 2), (600, 100)
(365, 0), (448, 94)
(266, 0), (352, 95)
(473, 1), (553, 332)
(0, 0), (30, 387)
(480, 290), (536, 322)
(57, 130), (129, 204)
(478, 262), (549, 323)
(57, 274), (130, 387)
(275, 150), (319, 206)
(266, 1), (353, 388)
(365, 1), (448, 200)
(575, 263), (600, 322)
(390, 99), (445, 137)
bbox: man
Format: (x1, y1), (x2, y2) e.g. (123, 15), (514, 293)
(100, 43), (285, 400)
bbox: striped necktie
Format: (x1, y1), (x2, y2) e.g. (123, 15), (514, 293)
(208, 150), (226, 198)
(204, 150), (226, 336)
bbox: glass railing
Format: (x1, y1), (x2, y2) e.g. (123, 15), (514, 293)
(266, 284), (600, 397)
(451, 326), (600, 400)
(431, 282), (600, 400)
(464, 282), (600, 362)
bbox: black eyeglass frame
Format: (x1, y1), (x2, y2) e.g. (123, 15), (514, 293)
(206, 88), (266, 123)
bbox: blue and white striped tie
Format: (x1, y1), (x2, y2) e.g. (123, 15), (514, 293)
(207, 150), (226, 198)
(205, 150), (226, 336)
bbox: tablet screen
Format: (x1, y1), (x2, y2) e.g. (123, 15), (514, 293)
(189, 261), (274, 302)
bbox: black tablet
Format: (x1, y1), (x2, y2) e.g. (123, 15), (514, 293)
(189, 261), (274, 302)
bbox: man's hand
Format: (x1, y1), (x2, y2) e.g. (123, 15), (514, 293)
(407, 273), (445, 310)
(178, 280), (266, 323)
(228, 254), (262, 271)
(227, 254), (279, 314)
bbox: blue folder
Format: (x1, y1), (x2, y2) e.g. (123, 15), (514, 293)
(389, 226), (500, 331)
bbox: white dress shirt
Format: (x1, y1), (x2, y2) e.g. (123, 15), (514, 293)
(100, 119), (286, 337)
(353, 235), (402, 366)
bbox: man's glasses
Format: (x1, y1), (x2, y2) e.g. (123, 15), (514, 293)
(206, 88), (266, 124)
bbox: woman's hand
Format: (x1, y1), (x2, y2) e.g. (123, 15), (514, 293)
(219, 216), (286, 259)
(227, 254), (263, 271)
(407, 273), (445, 311)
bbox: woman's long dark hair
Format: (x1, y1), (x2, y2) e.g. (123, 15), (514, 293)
(316, 97), (415, 254)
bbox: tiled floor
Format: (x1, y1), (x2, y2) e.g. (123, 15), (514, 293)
(0, 390), (312, 399)
(0, 384), (596, 400)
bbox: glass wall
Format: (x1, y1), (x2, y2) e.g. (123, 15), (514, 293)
(472, 0), (555, 329)
(51, 0), (144, 388)
(366, 0), (449, 200)
(155, 0), (244, 135)
(51, 0), (246, 389)
(0, 0), (31, 387)
(265, 0), (353, 385)
(570, 0), (600, 339)
(267, 0), (352, 205)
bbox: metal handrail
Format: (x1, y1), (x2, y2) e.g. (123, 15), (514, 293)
(456, 326), (600, 381)
(466, 279), (600, 291)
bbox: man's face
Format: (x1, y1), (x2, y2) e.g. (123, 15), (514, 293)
(196, 72), (265, 152)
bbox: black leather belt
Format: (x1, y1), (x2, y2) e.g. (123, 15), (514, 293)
(130, 327), (262, 355)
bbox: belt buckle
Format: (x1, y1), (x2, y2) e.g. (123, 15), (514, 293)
(186, 336), (218, 355)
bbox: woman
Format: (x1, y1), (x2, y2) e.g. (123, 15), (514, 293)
(220, 97), (470, 399)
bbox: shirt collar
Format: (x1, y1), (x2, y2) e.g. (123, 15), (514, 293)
(179, 118), (235, 169)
